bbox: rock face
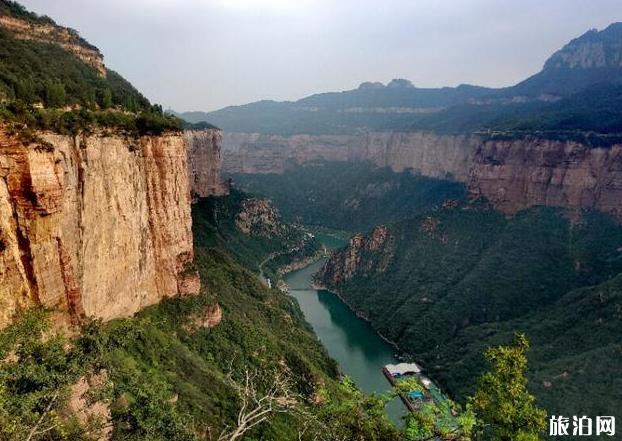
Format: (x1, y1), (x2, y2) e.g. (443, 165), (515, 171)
(222, 131), (476, 180)
(0, 129), (200, 328)
(235, 198), (285, 237)
(468, 139), (622, 218)
(223, 131), (622, 220)
(316, 225), (392, 287)
(185, 129), (229, 199)
(544, 23), (622, 70)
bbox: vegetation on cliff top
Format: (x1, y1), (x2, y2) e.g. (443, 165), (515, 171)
(0, 3), (182, 135)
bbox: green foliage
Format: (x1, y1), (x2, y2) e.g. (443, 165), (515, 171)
(0, 102), (181, 136)
(100, 89), (113, 110)
(316, 378), (401, 441)
(470, 334), (546, 441)
(44, 81), (66, 108)
(192, 189), (320, 280)
(0, 28), (150, 111)
(232, 161), (466, 232)
(0, 310), (95, 440)
(321, 204), (622, 421)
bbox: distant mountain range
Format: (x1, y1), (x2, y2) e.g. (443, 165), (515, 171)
(175, 23), (622, 136)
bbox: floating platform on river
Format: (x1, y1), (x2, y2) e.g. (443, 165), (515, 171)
(383, 362), (445, 412)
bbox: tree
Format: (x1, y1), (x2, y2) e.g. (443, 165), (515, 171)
(44, 81), (66, 108)
(15, 78), (36, 103)
(470, 333), (546, 441)
(212, 369), (299, 441)
(100, 88), (113, 109)
(395, 377), (475, 441)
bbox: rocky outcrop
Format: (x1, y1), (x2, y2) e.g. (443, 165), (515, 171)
(0, 15), (106, 75)
(184, 303), (222, 332)
(223, 131), (622, 220)
(316, 225), (392, 287)
(0, 129), (200, 328)
(235, 198), (285, 237)
(68, 371), (112, 441)
(544, 23), (622, 70)
(185, 129), (229, 199)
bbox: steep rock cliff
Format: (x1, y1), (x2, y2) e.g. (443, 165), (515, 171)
(223, 131), (622, 220)
(0, 129), (199, 328)
(468, 138), (622, 218)
(316, 225), (392, 287)
(185, 129), (229, 199)
(222, 132), (477, 180)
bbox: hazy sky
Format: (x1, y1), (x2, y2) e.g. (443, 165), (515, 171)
(18, 0), (622, 112)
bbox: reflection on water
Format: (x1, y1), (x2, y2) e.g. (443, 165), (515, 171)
(285, 258), (405, 424)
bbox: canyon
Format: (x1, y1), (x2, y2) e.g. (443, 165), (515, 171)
(0, 127), (227, 329)
(223, 131), (622, 220)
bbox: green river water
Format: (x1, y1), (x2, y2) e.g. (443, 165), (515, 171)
(284, 233), (406, 423)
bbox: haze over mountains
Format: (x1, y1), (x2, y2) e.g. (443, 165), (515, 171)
(177, 23), (622, 136)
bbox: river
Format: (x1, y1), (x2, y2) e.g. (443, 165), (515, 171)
(284, 246), (406, 424)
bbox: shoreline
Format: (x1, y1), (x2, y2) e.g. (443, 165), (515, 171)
(312, 279), (402, 352)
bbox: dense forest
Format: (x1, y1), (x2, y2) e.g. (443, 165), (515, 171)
(319, 202), (622, 429)
(231, 161), (466, 232)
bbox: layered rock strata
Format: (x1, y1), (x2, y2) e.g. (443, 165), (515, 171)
(223, 132), (622, 219)
(0, 130), (199, 328)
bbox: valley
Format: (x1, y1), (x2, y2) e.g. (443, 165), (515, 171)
(1, 1), (622, 440)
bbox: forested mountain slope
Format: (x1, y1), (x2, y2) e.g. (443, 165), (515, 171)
(317, 203), (622, 425)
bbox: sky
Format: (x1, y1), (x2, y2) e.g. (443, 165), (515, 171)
(18, 0), (622, 112)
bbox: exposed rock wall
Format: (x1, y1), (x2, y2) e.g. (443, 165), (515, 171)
(185, 129), (229, 199)
(222, 132), (477, 180)
(0, 130), (199, 328)
(316, 225), (392, 288)
(223, 131), (622, 219)
(468, 138), (622, 218)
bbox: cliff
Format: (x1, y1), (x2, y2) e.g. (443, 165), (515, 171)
(223, 131), (622, 220)
(185, 129), (229, 199)
(222, 132), (475, 180)
(0, 129), (200, 328)
(468, 138), (622, 219)
(316, 225), (392, 287)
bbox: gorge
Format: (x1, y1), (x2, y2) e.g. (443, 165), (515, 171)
(222, 131), (622, 221)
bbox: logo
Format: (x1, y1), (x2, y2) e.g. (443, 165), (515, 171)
(550, 415), (615, 437)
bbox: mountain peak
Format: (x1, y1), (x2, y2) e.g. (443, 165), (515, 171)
(387, 78), (415, 88)
(358, 81), (385, 90)
(544, 22), (622, 70)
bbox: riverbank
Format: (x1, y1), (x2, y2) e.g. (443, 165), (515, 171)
(283, 259), (406, 424)
(312, 280), (402, 352)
